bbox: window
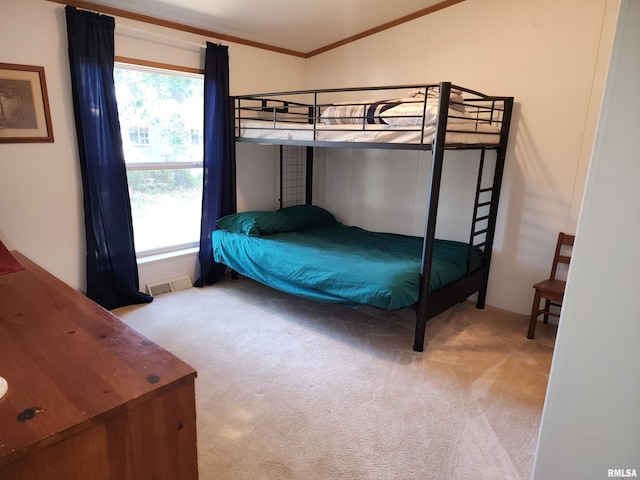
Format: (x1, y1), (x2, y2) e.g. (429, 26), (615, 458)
(129, 126), (149, 145)
(114, 63), (203, 256)
(190, 129), (203, 145)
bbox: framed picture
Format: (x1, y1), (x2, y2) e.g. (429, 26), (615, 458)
(0, 63), (53, 143)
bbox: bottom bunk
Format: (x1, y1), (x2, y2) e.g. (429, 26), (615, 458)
(212, 205), (488, 349)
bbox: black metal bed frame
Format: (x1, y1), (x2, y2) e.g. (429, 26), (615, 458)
(230, 82), (514, 351)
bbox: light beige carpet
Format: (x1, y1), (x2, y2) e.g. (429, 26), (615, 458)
(114, 275), (556, 480)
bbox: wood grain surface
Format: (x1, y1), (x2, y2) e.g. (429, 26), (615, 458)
(0, 252), (198, 479)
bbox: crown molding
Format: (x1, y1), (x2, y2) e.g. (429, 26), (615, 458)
(50, 0), (463, 59)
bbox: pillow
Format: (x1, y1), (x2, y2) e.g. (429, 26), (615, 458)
(216, 211), (299, 236)
(407, 87), (466, 113)
(277, 204), (337, 229)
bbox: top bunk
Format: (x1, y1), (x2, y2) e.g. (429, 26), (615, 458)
(233, 82), (514, 151)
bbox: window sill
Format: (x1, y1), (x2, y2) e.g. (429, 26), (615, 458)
(136, 246), (199, 266)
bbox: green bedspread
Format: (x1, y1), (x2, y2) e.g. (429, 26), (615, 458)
(212, 222), (483, 309)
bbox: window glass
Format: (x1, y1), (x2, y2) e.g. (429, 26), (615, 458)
(129, 126), (149, 145)
(114, 64), (204, 255)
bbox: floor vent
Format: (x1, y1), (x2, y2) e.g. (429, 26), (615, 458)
(146, 275), (192, 297)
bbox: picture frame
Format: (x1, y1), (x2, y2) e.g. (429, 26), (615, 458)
(0, 63), (53, 143)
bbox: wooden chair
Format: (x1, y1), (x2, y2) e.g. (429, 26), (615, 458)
(527, 232), (575, 339)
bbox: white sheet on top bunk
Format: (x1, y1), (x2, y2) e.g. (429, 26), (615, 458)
(238, 114), (501, 145)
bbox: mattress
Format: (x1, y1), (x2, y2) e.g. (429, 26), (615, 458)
(212, 222), (484, 309)
(237, 115), (501, 145)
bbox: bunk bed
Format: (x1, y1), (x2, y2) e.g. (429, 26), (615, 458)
(214, 82), (514, 351)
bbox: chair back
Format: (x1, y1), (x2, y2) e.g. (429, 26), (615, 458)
(550, 232), (575, 280)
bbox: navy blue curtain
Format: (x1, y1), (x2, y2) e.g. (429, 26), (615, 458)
(195, 42), (235, 287)
(66, 6), (152, 309)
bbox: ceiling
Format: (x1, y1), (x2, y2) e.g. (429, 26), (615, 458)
(73, 0), (459, 56)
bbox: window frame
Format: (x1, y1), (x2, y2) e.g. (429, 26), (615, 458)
(114, 58), (205, 258)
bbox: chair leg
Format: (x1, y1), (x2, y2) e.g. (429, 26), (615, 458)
(543, 299), (550, 324)
(527, 291), (542, 339)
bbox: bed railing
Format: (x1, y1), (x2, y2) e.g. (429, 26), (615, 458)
(233, 83), (512, 150)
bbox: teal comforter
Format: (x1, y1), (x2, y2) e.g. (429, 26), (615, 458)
(212, 223), (482, 309)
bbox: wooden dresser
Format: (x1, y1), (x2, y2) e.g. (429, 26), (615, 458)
(0, 252), (198, 479)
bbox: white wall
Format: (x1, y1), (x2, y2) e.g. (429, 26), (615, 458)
(306, 0), (618, 314)
(1, 0), (84, 288)
(532, 0), (640, 476)
(0, 0), (305, 292)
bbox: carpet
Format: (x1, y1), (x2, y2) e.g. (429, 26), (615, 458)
(114, 275), (555, 480)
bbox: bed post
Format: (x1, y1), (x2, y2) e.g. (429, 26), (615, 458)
(306, 105), (314, 205)
(306, 146), (313, 204)
(229, 96), (237, 214)
(414, 82), (451, 352)
(229, 95), (238, 280)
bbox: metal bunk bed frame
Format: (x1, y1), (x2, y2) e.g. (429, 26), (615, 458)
(230, 82), (514, 351)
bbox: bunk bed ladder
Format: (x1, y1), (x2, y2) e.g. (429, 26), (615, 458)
(475, 97), (513, 309)
(468, 148), (490, 272)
